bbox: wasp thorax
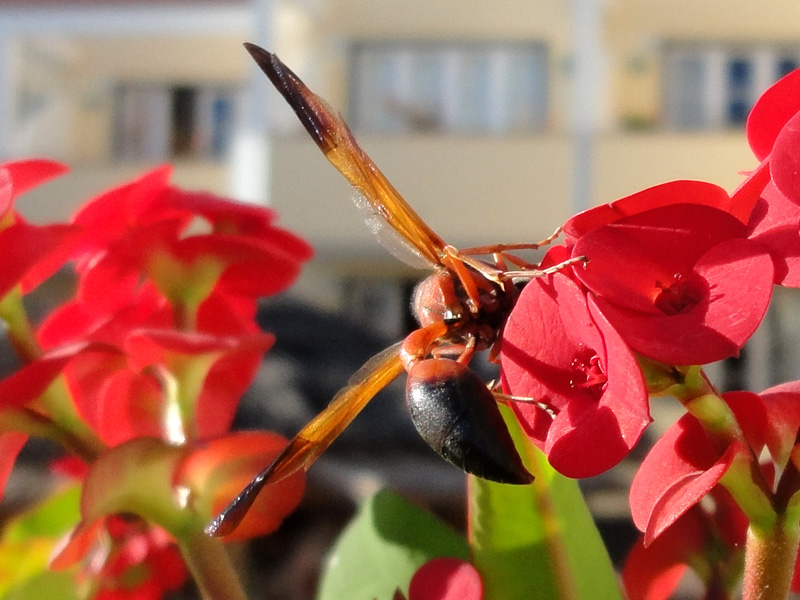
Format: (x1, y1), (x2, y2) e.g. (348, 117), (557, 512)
(412, 271), (467, 328)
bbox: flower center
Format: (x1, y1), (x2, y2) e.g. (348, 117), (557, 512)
(653, 273), (703, 315)
(570, 354), (608, 397)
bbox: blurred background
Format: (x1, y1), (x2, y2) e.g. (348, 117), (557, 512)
(4, 0), (800, 597)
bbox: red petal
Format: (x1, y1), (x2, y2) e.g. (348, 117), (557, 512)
(39, 286), (169, 349)
(722, 391), (769, 453)
(124, 329), (273, 369)
(196, 291), (258, 334)
(758, 381), (800, 466)
(152, 234), (305, 299)
(747, 69), (800, 161)
(63, 349), (129, 430)
(0, 432), (27, 502)
(564, 180), (732, 243)
(195, 345), (265, 438)
(409, 558), (483, 600)
(76, 219), (186, 314)
(71, 166), (178, 249)
(37, 299), (95, 348)
(97, 371), (165, 446)
(0, 221), (82, 296)
(544, 298), (650, 478)
(630, 413), (744, 544)
(622, 509), (706, 600)
(771, 110), (800, 206)
(730, 160), (771, 225)
(164, 187), (314, 263)
(0, 159), (68, 217)
(177, 431), (305, 541)
(503, 274), (603, 409)
(50, 519), (105, 570)
(747, 182), (800, 286)
(0, 341), (97, 410)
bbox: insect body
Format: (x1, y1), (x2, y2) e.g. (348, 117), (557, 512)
(207, 44), (570, 537)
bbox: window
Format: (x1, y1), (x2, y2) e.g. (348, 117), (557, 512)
(663, 43), (800, 130)
(113, 83), (237, 161)
(349, 41), (548, 135)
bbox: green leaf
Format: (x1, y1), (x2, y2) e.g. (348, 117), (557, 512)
(0, 484), (80, 598)
(1, 570), (78, 600)
(317, 488), (469, 600)
(4, 484), (80, 543)
(468, 406), (623, 600)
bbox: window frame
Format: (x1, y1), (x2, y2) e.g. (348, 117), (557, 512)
(661, 41), (800, 131)
(111, 81), (239, 162)
(347, 39), (549, 136)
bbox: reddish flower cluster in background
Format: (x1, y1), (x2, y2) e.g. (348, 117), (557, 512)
(501, 68), (800, 598)
(0, 162), (312, 596)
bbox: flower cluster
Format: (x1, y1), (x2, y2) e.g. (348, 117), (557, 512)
(0, 162), (312, 597)
(501, 68), (800, 598)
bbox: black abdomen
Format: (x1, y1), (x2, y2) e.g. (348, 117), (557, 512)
(405, 359), (533, 485)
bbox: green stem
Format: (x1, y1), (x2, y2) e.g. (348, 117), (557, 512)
(177, 530), (248, 600)
(742, 514), (800, 600)
(675, 368), (779, 531)
(0, 288), (105, 460)
(0, 407), (102, 461)
(39, 378), (106, 460)
(0, 287), (42, 363)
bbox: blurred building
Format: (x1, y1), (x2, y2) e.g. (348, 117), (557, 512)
(2, 0), (800, 386)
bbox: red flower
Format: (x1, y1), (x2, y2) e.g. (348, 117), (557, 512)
(90, 519), (188, 600)
(501, 247), (650, 478)
(394, 558), (483, 600)
(58, 326), (273, 446)
(566, 190), (774, 365)
(70, 167), (312, 315)
(177, 431), (305, 542)
(52, 516), (188, 600)
(630, 391), (768, 545)
(14, 165), (312, 447)
(623, 487), (747, 600)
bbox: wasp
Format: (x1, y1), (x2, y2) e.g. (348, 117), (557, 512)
(207, 43), (580, 537)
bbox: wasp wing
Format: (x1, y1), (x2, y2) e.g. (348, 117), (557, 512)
(206, 342), (405, 537)
(245, 43), (447, 268)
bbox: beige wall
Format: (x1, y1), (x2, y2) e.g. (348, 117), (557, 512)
(269, 134), (574, 258)
(7, 0), (792, 265)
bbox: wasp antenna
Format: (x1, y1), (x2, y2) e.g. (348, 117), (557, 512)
(243, 42), (339, 154)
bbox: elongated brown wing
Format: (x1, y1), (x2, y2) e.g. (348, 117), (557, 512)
(244, 43), (447, 268)
(206, 342), (405, 537)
